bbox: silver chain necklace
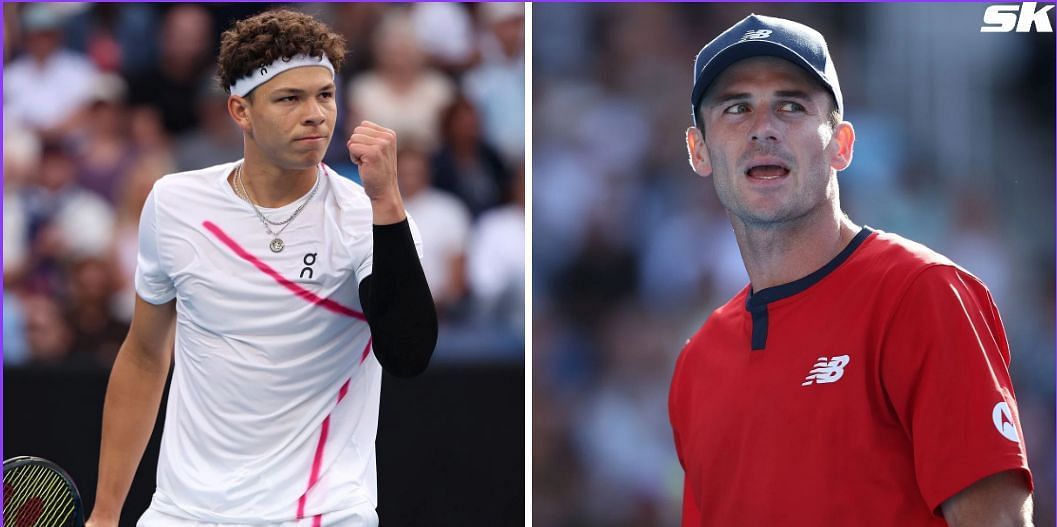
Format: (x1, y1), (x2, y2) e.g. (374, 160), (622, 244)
(234, 163), (321, 253)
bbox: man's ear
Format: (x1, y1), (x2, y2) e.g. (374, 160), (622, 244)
(830, 121), (855, 172)
(686, 126), (712, 178)
(227, 95), (253, 134)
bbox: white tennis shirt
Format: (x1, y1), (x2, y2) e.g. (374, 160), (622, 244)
(134, 161), (421, 526)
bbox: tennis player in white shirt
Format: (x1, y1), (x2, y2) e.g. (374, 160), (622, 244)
(86, 9), (437, 527)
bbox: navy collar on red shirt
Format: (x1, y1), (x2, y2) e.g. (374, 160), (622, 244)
(744, 226), (874, 350)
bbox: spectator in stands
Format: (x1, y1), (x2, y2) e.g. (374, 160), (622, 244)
(3, 119), (39, 368)
(4, 3), (99, 141)
(71, 73), (138, 204)
(22, 295), (74, 365)
(432, 96), (510, 217)
(463, 3), (524, 163)
(346, 11), (455, 150)
(20, 141), (115, 297)
(467, 163), (524, 329)
(410, 3), (477, 75)
(4, 118), (40, 283)
(126, 4), (214, 136)
(328, 3), (384, 78)
(79, 4), (123, 72)
(174, 78), (244, 172)
(66, 255), (128, 367)
(128, 105), (175, 166)
(398, 146), (472, 314)
(62, 3), (158, 74)
(110, 154), (168, 323)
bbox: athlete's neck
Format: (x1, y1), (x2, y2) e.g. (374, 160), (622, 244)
(732, 203), (859, 293)
(235, 148), (319, 208)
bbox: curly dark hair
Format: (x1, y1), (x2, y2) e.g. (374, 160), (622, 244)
(216, 9), (346, 95)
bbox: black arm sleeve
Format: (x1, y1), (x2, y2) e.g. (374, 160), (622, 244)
(358, 219), (438, 377)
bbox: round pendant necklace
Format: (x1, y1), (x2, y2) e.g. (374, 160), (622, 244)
(234, 163), (321, 253)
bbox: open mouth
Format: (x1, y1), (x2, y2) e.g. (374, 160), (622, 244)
(746, 164), (790, 180)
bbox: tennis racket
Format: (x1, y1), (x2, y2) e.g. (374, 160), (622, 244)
(3, 456), (85, 527)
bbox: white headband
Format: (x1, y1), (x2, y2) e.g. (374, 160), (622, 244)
(229, 53), (335, 97)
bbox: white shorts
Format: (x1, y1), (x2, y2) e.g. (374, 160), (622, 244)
(136, 504), (379, 527)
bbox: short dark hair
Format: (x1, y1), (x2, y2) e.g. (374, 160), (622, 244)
(216, 9), (346, 95)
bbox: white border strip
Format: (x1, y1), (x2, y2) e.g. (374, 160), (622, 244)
(524, 3), (533, 526)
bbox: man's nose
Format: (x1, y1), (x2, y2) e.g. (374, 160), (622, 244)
(303, 99), (326, 126)
(749, 109), (780, 143)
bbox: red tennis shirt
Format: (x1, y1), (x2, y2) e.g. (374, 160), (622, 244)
(669, 227), (1032, 526)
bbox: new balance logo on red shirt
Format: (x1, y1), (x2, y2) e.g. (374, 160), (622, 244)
(802, 355), (850, 386)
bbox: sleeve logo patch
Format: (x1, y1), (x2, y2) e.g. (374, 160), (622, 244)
(992, 401), (1020, 443)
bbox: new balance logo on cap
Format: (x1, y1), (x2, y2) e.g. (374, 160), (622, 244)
(740, 29), (773, 41)
(802, 355), (849, 386)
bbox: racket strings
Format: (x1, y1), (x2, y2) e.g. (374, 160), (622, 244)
(3, 465), (75, 527)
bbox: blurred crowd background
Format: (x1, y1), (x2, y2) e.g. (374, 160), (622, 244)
(533, 3), (1054, 526)
(3, 2), (525, 370)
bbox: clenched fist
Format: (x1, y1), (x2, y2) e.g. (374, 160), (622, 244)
(347, 120), (406, 225)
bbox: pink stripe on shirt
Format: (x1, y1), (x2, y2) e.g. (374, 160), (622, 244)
(202, 220), (376, 521)
(202, 221), (366, 321)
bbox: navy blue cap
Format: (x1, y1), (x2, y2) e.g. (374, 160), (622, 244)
(690, 14), (842, 126)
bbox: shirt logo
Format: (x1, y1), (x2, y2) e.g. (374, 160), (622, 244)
(741, 29), (773, 41)
(801, 355), (850, 386)
(300, 252), (318, 279)
(992, 401), (1020, 442)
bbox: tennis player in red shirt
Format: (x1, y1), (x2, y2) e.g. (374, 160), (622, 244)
(670, 14), (1034, 527)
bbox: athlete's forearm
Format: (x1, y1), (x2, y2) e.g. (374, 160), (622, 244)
(90, 339), (172, 523)
(359, 219), (437, 377)
(942, 470), (1033, 527)
(369, 192), (406, 226)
